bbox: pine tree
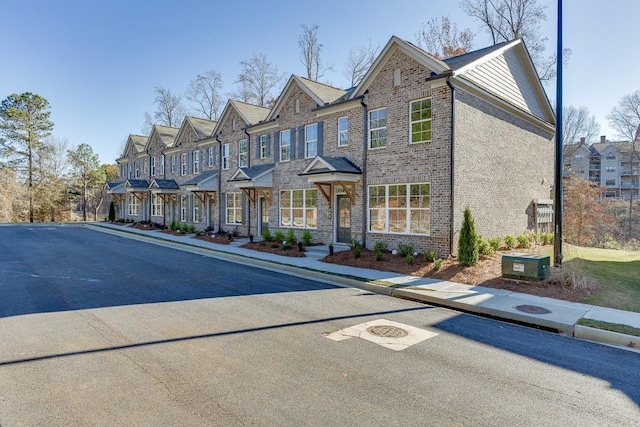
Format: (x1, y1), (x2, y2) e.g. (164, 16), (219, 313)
(108, 201), (116, 222)
(458, 207), (479, 266)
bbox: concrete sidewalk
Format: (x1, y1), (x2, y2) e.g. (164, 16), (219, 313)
(87, 222), (640, 352)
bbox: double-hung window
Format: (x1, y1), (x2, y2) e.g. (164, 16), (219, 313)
(369, 108), (387, 149)
(192, 195), (200, 222)
(208, 146), (214, 167)
(134, 161), (140, 178)
(368, 183), (430, 235)
(338, 116), (349, 146)
(150, 157), (156, 176)
(128, 194), (139, 216)
(193, 150), (200, 174)
(279, 130), (291, 162)
(151, 193), (163, 216)
(259, 135), (268, 158)
(305, 123), (318, 158)
(160, 155), (165, 175)
(144, 159), (148, 175)
(279, 189), (317, 229)
(226, 192), (243, 224)
(238, 139), (248, 168)
(181, 153), (187, 175)
(410, 98), (432, 143)
(127, 163), (132, 179)
(222, 144), (229, 170)
(180, 195), (187, 222)
(171, 155), (177, 173)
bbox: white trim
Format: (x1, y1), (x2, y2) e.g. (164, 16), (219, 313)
(279, 129), (291, 162)
(338, 116), (349, 147)
(408, 97), (432, 145)
(304, 123), (318, 158)
(368, 108), (388, 149)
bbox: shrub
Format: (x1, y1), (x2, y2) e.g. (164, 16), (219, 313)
(423, 249), (437, 262)
(187, 224), (196, 233)
(285, 229), (297, 245)
(542, 233), (554, 245)
(516, 234), (531, 248)
(488, 237), (501, 252)
(274, 230), (286, 242)
(504, 234), (516, 249)
(405, 254), (415, 266)
(261, 228), (273, 241)
(434, 258), (443, 271)
(397, 242), (415, 258)
(169, 220), (178, 231)
(458, 207), (479, 266)
(301, 230), (312, 246)
(373, 241), (388, 252)
(477, 237), (494, 256)
(108, 201), (116, 222)
(178, 223), (187, 233)
(349, 238), (362, 258)
(547, 259), (596, 291)
(375, 250), (384, 261)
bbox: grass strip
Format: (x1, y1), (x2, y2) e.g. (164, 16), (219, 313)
(577, 318), (640, 337)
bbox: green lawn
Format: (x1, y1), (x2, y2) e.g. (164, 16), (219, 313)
(559, 245), (640, 313)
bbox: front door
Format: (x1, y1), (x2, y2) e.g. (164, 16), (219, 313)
(336, 195), (351, 244)
(258, 197), (269, 235)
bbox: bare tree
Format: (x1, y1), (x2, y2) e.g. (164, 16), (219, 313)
(68, 143), (101, 221)
(142, 87), (188, 133)
(0, 166), (24, 222)
(415, 16), (474, 59)
(298, 24), (333, 81)
(33, 136), (71, 222)
(186, 70), (224, 120)
(608, 90), (640, 241)
(562, 106), (600, 145)
(235, 53), (285, 107)
(460, 0), (570, 82)
(343, 39), (380, 88)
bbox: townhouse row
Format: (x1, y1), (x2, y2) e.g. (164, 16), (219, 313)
(107, 36), (556, 256)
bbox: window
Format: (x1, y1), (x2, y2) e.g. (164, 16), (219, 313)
(410, 98), (432, 143)
(368, 183), (430, 235)
(127, 194), (139, 216)
(208, 146), (214, 167)
(606, 166), (616, 173)
(606, 179), (616, 186)
(605, 191), (617, 198)
(280, 130), (291, 162)
(193, 150), (200, 174)
(127, 163), (132, 179)
(180, 195), (187, 222)
(171, 155), (177, 173)
(192, 195), (200, 222)
(160, 155), (165, 175)
(144, 159), (148, 175)
(238, 139), (248, 167)
(134, 161), (140, 178)
(369, 108), (387, 149)
(120, 164), (125, 178)
(305, 123), (318, 158)
(222, 144), (229, 170)
(181, 153), (187, 175)
(606, 153), (616, 160)
(151, 193), (163, 216)
(150, 157), (156, 176)
(279, 189), (317, 229)
(259, 134), (268, 158)
(338, 117), (349, 146)
(226, 192), (243, 224)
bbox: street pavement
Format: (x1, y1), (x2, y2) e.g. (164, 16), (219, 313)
(88, 222), (640, 352)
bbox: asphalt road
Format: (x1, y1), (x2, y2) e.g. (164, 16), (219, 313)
(0, 224), (638, 426)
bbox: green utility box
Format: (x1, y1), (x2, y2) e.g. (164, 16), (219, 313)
(501, 254), (550, 281)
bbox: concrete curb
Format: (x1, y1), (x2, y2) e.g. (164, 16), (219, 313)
(574, 325), (640, 352)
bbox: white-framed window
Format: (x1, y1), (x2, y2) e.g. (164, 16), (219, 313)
(279, 189), (317, 229)
(128, 163), (132, 179)
(208, 146), (214, 167)
(606, 179), (616, 186)
(305, 123), (318, 158)
(259, 134), (268, 158)
(238, 139), (248, 167)
(127, 194), (139, 216)
(368, 183), (430, 235)
(410, 98), (432, 144)
(280, 129), (291, 162)
(226, 192), (243, 224)
(120, 164), (125, 178)
(192, 195), (200, 223)
(338, 116), (349, 146)
(144, 159), (149, 175)
(606, 166), (616, 173)
(193, 150), (200, 174)
(160, 155), (165, 175)
(222, 143), (229, 170)
(150, 156), (156, 176)
(606, 153), (616, 160)
(181, 153), (187, 175)
(151, 193), (163, 216)
(232, 118), (237, 131)
(134, 161), (140, 178)
(180, 195), (187, 222)
(369, 108), (387, 149)
(171, 155), (177, 173)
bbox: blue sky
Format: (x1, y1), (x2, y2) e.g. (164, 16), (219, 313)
(1, 0), (638, 164)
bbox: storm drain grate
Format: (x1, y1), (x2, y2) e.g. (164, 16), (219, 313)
(515, 304), (551, 315)
(367, 325), (409, 338)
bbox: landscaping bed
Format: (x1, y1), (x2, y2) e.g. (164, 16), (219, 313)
(241, 241), (306, 257)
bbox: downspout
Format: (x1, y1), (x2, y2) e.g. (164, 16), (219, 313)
(445, 77), (456, 257)
(215, 133), (223, 233)
(360, 91), (369, 248)
(244, 127), (252, 236)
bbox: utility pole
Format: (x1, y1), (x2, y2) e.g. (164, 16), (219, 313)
(553, 0), (564, 267)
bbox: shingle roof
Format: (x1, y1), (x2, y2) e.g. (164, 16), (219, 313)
(129, 135), (148, 153)
(151, 179), (179, 189)
(443, 41), (511, 70)
(230, 163), (275, 181)
(182, 169), (219, 186)
(188, 116), (217, 139)
(296, 76), (347, 105)
(124, 179), (149, 189)
(153, 125), (179, 148)
(232, 100), (270, 125)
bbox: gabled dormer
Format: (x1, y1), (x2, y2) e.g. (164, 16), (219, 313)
(266, 75), (346, 121)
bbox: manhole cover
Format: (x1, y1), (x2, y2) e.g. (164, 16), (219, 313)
(367, 325), (408, 338)
(515, 304), (551, 314)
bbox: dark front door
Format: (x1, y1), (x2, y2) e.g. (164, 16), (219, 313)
(336, 195), (351, 244)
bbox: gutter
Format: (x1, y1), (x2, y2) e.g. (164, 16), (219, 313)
(445, 77), (456, 257)
(244, 127), (252, 236)
(360, 91), (369, 248)
(215, 133), (223, 233)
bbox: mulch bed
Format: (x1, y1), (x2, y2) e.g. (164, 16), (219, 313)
(193, 233), (235, 245)
(240, 241), (306, 257)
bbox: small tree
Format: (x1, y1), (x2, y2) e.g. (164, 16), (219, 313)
(108, 200), (116, 222)
(458, 207), (479, 266)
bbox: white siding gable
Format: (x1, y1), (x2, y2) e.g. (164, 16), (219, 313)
(461, 49), (546, 120)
